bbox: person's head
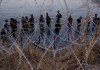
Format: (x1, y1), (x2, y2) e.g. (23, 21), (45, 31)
(57, 10), (60, 13)
(5, 19), (8, 22)
(25, 16), (28, 20)
(31, 14), (33, 17)
(46, 13), (48, 16)
(2, 28), (5, 31)
(10, 18), (14, 22)
(22, 16), (24, 19)
(80, 16), (82, 19)
(95, 14), (97, 17)
(40, 15), (43, 17)
(10, 18), (13, 20)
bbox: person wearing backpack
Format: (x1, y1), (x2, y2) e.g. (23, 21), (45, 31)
(4, 19), (10, 32)
(1, 28), (7, 45)
(77, 17), (82, 34)
(92, 14), (98, 32)
(55, 10), (62, 37)
(39, 15), (45, 38)
(46, 13), (51, 36)
(29, 14), (34, 33)
(56, 10), (62, 23)
(67, 15), (73, 40)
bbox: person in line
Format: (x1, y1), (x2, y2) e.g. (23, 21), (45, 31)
(24, 16), (29, 33)
(87, 21), (91, 35)
(10, 18), (17, 38)
(1, 28), (7, 45)
(10, 18), (14, 31)
(39, 15), (45, 39)
(4, 19), (10, 32)
(92, 14), (98, 32)
(67, 15), (73, 40)
(95, 17), (100, 27)
(77, 17), (82, 34)
(1, 28), (6, 39)
(55, 23), (61, 36)
(21, 16), (26, 32)
(95, 17), (100, 34)
(21, 16), (25, 27)
(68, 15), (73, 32)
(55, 10), (62, 36)
(29, 14), (34, 33)
(56, 10), (62, 23)
(46, 13), (51, 27)
(93, 14), (98, 24)
(97, 17), (100, 26)
(13, 18), (17, 31)
(46, 13), (51, 36)
(54, 23), (61, 49)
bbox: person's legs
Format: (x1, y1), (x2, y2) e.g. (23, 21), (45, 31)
(47, 28), (51, 36)
(68, 24), (72, 40)
(13, 30), (16, 38)
(56, 19), (60, 23)
(47, 22), (50, 27)
(68, 27), (70, 40)
(77, 24), (81, 34)
(92, 24), (95, 33)
(30, 23), (34, 33)
(40, 24), (44, 39)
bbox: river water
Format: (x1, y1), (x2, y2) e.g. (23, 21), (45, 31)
(0, 0), (99, 48)
(0, 0), (100, 28)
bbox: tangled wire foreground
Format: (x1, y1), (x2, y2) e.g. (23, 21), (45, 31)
(0, 0), (100, 70)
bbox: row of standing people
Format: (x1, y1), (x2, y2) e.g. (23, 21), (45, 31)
(0, 10), (62, 47)
(38, 12), (100, 37)
(67, 14), (100, 35)
(0, 10), (62, 39)
(1, 11), (100, 41)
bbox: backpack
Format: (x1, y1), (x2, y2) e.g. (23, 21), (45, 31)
(39, 17), (44, 22)
(59, 14), (62, 18)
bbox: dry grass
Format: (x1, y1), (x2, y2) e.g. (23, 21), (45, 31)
(0, 16), (100, 70)
(0, 20), (99, 70)
(0, 39), (100, 70)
